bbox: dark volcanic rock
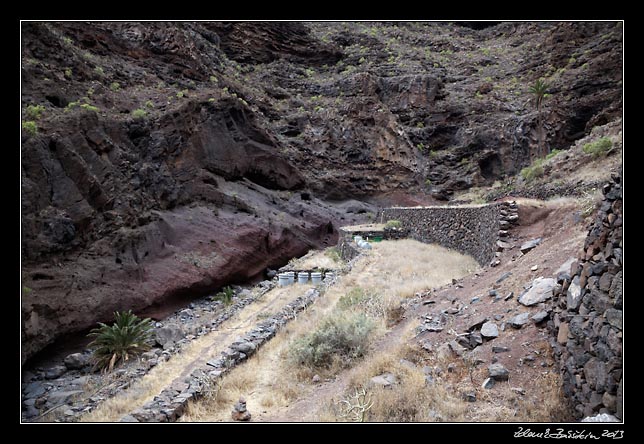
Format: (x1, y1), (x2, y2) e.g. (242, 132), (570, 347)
(21, 21), (623, 364)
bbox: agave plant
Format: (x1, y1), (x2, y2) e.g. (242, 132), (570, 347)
(87, 310), (153, 372)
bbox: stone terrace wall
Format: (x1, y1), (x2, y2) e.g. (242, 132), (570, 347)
(550, 173), (623, 420)
(379, 203), (516, 266)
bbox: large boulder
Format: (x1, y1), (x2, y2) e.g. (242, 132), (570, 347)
(155, 324), (185, 347)
(519, 277), (557, 306)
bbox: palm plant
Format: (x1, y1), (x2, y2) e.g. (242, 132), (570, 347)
(529, 78), (549, 158)
(87, 310), (153, 372)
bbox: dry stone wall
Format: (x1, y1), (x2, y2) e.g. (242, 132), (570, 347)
(378, 202), (517, 266)
(550, 173), (622, 420)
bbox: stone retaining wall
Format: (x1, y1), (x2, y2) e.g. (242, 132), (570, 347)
(377, 202), (518, 266)
(123, 281), (333, 422)
(550, 173), (622, 420)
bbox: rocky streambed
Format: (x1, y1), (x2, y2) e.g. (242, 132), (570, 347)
(21, 266), (339, 423)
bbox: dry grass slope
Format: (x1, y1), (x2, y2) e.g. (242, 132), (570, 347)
(180, 240), (480, 422)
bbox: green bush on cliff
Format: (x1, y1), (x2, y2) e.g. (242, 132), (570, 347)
(22, 121), (38, 136)
(582, 137), (612, 157)
(87, 310), (153, 372)
(520, 159), (544, 182)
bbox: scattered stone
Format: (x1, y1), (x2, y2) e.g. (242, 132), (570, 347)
(45, 365), (67, 380)
(581, 413), (619, 422)
(231, 397), (251, 421)
(557, 323), (570, 344)
(467, 316), (489, 331)
(469, 332), (483, 348)
(447, 363), (456, 373)
(493, 314), (503, 321)
(566, 276), (583, 310)
(520, 238), (542, 254)
(231, 341), (256, 354)
(509, 312), (530, 329)
(530, 265), (539, 271)
(504, 292), (514, 301)
(496, 240), (511, 251)
(24, 381), (46, 398)
(531, 310), (549, 323)
(370, 373), (397, 388)
(449, 340), (465, 356)
(496, 271), (512, 284)
(481, 377), (495, 389)
(47, 389), (83, 405)
(471, 296), (480, 304)
(488, 363), (509, 381)
(463, 392), (476, 402)
(490, 259), (501, 267)
(120, 414), (140, 422)
(155, 324), (185, 347)
(488, 290), (498, 298)
(24, 406), (40, 419)
(518, 277), (556, 306)
(605, 308), (622, 330)
(481, 322), (499, 338)
(511, 387), (526, 395)
(63, 353), (88, 370)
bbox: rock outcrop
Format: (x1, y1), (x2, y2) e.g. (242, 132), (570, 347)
(21, 21), (622, 363)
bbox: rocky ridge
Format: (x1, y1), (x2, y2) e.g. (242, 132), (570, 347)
(21, 21), (622, 364)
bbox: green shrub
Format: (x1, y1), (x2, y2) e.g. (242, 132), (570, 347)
(25, 104), (45, 120)
(417, 143), (425, 152)
(209, 75), (218, 83)
(22, 121), (37, 136)
(520, 159), (545, 181)
(338, 288), (370, 309)
(214, 286), (235, 305)
(80, 103), (99, 112)
(110, 82), (121, 91)
(325, 247), (342, 263)
(582, 137), (612, 157)
(384, 220), (402, 229)
(145, 100), (154, 109)
(94, 66), (105, 76)
(546, 148), (563, 160)
(132, 108), (147, 119)
(288, 311), (374, 369)
(87, 310), (153, 372)
(64, 68), (72, 78)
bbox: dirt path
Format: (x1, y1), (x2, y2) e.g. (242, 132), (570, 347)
(80, 284), (316, 422)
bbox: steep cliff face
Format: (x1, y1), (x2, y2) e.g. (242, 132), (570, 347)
(21, 21), (622, 363)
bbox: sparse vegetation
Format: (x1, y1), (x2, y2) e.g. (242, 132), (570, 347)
(546, 148), (563, 160)
(582, 137), (612, 157)
(384, 220), (402, 229)
(288, 310), (375, 370)
(110, 82), (121, 91)
(25, 104), (45, 120)
(22, 121), (38, 136)
(528, 78), (550, 158)
(145, 100), (154, 109)
(64, 67), (72, 78)
(87, 310), (153, 372)
(94, 66), (105, 76)
(521, 158), (545, 181)
(80, 103), (99, 112)
(214, 286), (235, 305)
(132, 108), (147, 119)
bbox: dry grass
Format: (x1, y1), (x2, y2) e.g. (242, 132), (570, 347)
(178, 240), (480, 422)
(80, 276), (320, 422)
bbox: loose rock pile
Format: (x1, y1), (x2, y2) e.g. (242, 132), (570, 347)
(550, 173), (622, 420)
